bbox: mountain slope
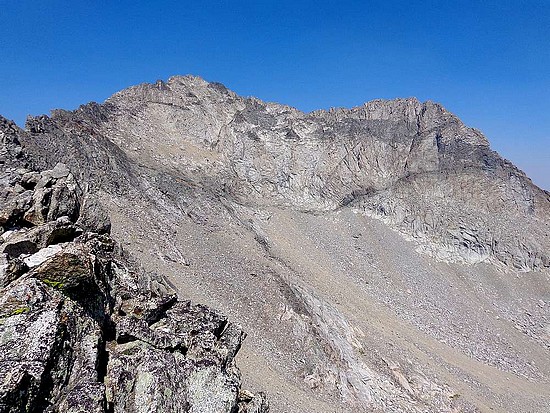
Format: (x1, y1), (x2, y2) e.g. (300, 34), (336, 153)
(6, 75), (550, 412)
(0, 116), (268, 413)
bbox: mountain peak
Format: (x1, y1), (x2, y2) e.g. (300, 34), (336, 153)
(2, 76), (549, 412)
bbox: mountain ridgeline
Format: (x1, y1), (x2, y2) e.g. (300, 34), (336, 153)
(22, 76), (550, 271)
(1, 76), (549, 413)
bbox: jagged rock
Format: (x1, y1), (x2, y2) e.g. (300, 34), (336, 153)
(0, 277), (66, 412)
(20, 171), (40, 189)
(46, 178), (79, 222)
(0, 155), (268, 413)
(27, 243), (92, 291)
(0, 164), (81, 228)
(105, 341), (191, 412)
(238, 391), (269, 413)
(0, 254), (27, 288)
(76, 194), (111, 234)
(0, 190), (33, 227)
(0, 274), (108, 413)
(50, 163), (70, 179)
(1, 235), (37, 258)
(53, 298), (107, 413)
(110, 262), (177, 323)
(0, 117), (25, 167)
(22, 186), (51, 225)
(1, 216), (81, 259)
(106, 302), (246, 413)
(23, 244), (64, 268)
(0, 254), (8, 285)
(0, 233), (265, 413)
(115, 315), (179, 349)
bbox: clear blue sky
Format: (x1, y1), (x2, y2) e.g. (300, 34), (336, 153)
(1, 1), (549, 189)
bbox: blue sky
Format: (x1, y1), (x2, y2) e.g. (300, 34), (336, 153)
(1, 1), (548, 189)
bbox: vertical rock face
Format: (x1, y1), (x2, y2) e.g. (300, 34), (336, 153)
(1, 76), (549, 413)
(0, 120), (267, 412)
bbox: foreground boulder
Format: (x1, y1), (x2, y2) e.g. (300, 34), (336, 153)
(0, 157), (268, 412)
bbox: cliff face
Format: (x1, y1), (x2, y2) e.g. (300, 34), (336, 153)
(22, 76), (550, 271)
(1, 76), (549, 412)
(0, 118), (267, 413)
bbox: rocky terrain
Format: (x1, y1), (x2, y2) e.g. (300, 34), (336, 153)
(1, 75), (549, 412)
(0, 119), (267, 412)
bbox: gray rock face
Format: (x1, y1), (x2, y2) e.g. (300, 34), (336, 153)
(19, 76), (550, 271)
(0, 139), (267, 412)
(1, 76), (549, 412)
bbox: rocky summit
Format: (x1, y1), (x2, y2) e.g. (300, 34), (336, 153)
(1, 75), (549, 412)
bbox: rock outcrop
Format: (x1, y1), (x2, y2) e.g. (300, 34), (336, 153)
(0, 119), (267, 412)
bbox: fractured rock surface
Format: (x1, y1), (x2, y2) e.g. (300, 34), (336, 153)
(0, 122), (267, 412)
(1, 76), (549, 412)
(19, 77), (550, 271)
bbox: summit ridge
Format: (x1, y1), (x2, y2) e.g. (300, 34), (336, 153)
(1, 76), (549, 412)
